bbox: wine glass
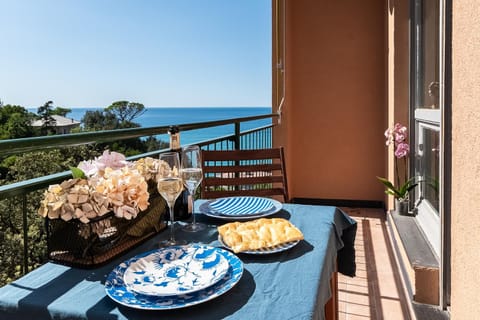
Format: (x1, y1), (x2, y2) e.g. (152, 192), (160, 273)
(157, 152), (186, 246)
(180, 145), (206, 232)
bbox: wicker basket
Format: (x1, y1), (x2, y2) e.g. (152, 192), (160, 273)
(46, 194), (167, 268)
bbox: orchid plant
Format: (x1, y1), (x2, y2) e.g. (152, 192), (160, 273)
(377, 123), (418, 201)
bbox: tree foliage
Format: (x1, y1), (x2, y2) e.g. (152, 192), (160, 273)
(0, 104), (35, 139)
(51, 106), (72, 117)
(37, 101), (57, 135)
(82, 110), (119, 131)
(81, 101), (166, 155)
(106, 100), (145, 127)
(82, 100), (145, 131)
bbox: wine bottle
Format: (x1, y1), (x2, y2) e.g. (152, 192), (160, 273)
(173, 190), (192, 221)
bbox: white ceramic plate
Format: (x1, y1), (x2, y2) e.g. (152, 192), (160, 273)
(105, 246), (243, 310)
(123, 245), (229, 296)
(199, 197), (282, 220)
(218, 236), (300, 255)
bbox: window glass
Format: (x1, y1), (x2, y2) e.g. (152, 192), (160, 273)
(415, 125), (440, 212)
(412, 0), (441, 217)
(411, 0), (442, 260)
(413, 0), (440, 110)
(410, 0), (450, 308)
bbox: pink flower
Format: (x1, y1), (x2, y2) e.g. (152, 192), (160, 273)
(394, 132), (406, 143)
(384, 128), (392, 138)
(393, 123), (407, 135)
(78, 160), (99, 177)
(96, 151), (128, 171)
(77, 150), (131, 178)
(393, 123), (407, 143)
(384, 123), (409, 146)
(395, 142), (410, 158)
(384, 128), (394, 146)
(379, 123), (417, 199)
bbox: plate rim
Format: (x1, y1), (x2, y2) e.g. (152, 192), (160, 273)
(199, 196), (283, 220)
(123, 245), (230, 296)
(105, 245), (244, 310)
(218, 235), (300, 255)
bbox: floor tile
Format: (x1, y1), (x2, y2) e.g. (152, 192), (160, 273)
(337, 208), (412, 320)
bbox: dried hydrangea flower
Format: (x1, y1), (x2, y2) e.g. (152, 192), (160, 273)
(134, 157), (160, 181)
(95, 167), (149, 220)
(39, 153), (157, 239)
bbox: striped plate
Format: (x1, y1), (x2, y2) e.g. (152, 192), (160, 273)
(200, 197), (282, 220)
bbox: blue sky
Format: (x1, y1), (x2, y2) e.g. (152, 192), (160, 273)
(0, 0), (271, 108)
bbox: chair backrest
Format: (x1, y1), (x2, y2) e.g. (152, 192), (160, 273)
(200, 147), (289, 202)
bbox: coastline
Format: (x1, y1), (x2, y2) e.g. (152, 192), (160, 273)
(25, 106), (272, 146)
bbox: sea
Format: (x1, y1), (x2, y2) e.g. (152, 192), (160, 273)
(34, 107), (272, 146)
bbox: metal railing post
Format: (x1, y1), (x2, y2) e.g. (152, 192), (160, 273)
(234, 122), (241, 150)
(234, 122), (241, 188)
(22, 194), (28, 275)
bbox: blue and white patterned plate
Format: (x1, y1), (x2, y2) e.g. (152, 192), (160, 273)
(123, 245), (229, 296)
(218, 236), (300, 255)
(200, 197), (282, 220)
(105, 246), (243, 310)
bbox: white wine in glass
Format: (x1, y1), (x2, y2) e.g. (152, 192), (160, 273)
(181, 145), (206, 232)
(157, 152), (186, 246)
(157, 177), (184, 207)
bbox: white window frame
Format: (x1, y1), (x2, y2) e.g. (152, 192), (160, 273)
(410, 0), (450, 308)
(414, 118), (441, 257)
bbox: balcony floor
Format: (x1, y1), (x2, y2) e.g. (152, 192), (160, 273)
(338, 207), (413, 320)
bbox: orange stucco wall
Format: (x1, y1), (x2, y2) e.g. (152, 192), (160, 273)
(273, 0), (480, 313)
(273, 0), (387, 201)
(450, 0), (480, 317)
(386, 0), (410, 210)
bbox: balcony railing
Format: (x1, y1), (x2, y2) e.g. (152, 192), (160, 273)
(0, 113), (277, 283)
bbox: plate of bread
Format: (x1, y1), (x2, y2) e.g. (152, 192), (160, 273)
(217, 218), (304, 254)
(199, 196), (282, 220)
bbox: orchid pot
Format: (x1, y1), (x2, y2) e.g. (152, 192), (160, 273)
(394, 198), (410, 215)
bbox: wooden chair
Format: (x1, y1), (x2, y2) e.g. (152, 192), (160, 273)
(200, 147), (289, 202)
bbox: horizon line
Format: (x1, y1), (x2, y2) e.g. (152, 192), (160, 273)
(25, 105), (272, 109)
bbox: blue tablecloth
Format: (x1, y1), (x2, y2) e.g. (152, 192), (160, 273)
(0, 203), (356, 320)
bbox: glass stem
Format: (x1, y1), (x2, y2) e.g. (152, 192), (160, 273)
(190, 189), (196, 225)
(168, 204), (175, 242)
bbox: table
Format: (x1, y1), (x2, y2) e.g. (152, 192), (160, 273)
(0, 203), (356, 320)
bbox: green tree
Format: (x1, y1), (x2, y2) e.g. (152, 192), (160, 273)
(0, 150), (67, 285)
(37, 101), (56, 135)
(80, 102), (166, 156)
(144, 136), (165, 152)
(82, 110), (119, 131)
(0, 104), (35, 139)
(106, 101), (145, 128)
(51, 106), (72, 117)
